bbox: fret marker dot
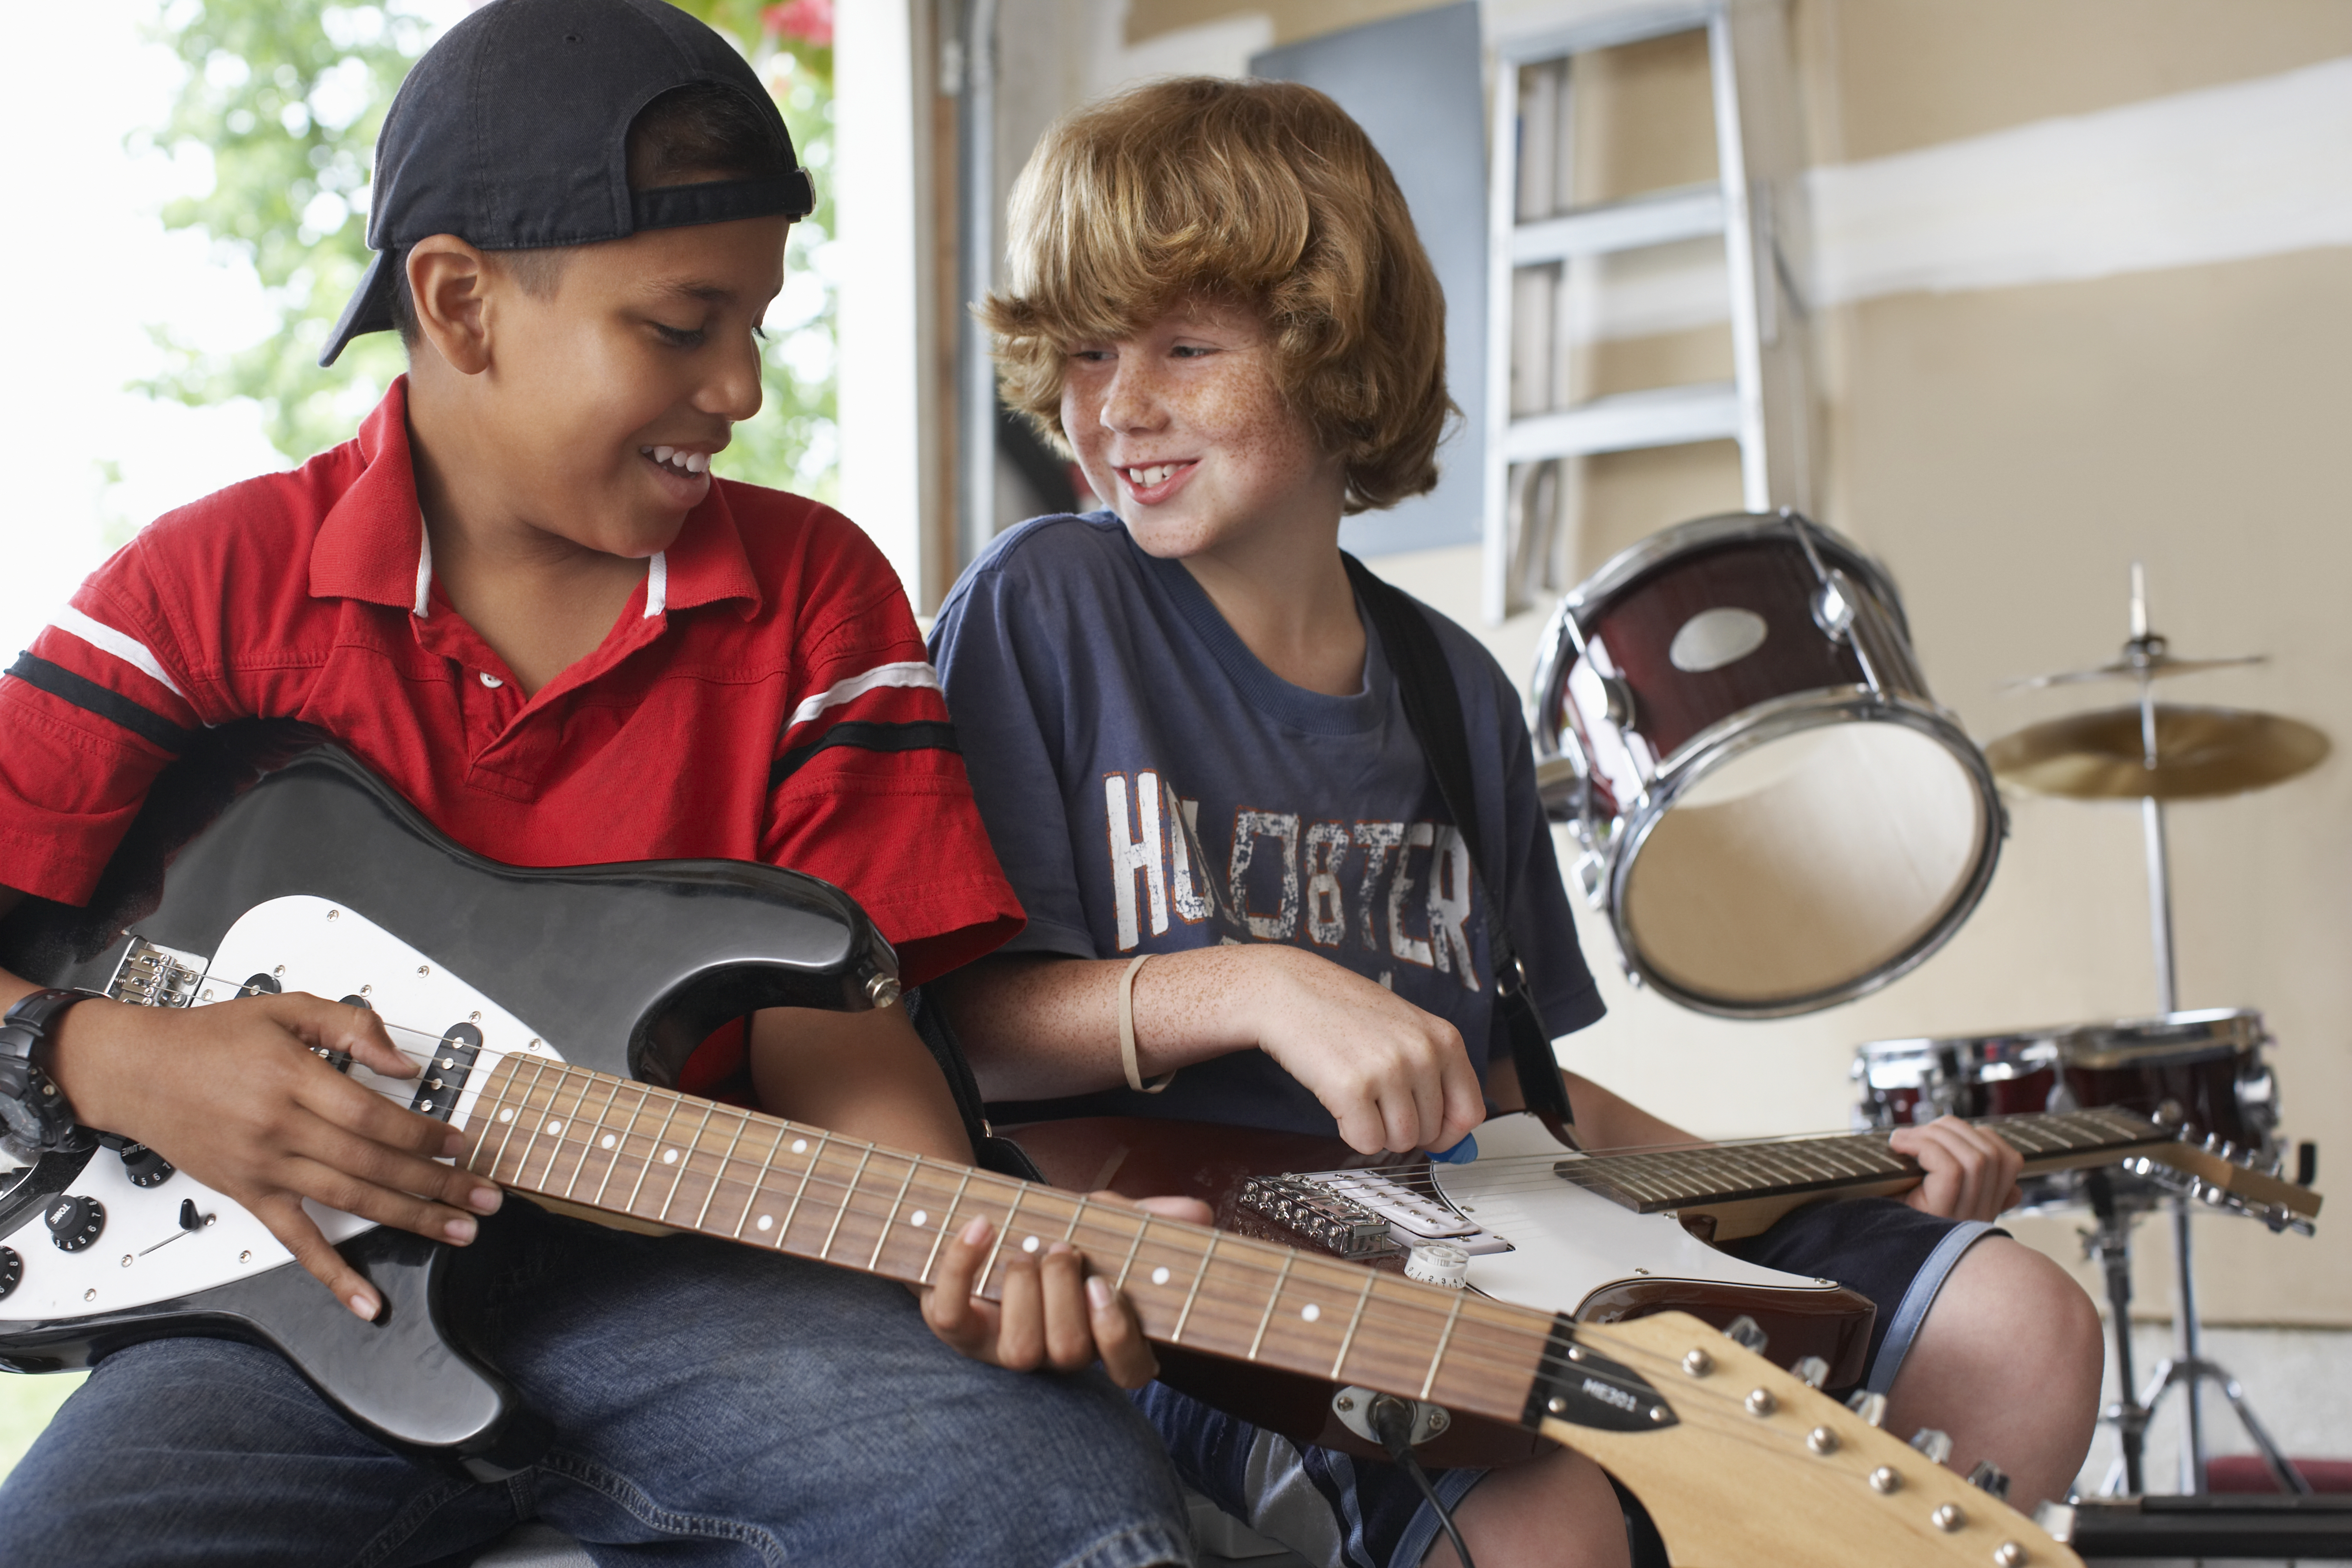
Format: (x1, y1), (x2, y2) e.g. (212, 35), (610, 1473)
(662, 1148), (679, 1164)
(909, 1210), (928, 1228)
(1301, 1303), (1321, 1322)
(600, 1134), (616, 1150)
(1022, 1236), (1040, 1254)
(544, 1119), (562, 1135)
(757, 1214), (773, 1231)
(497, 1109), (513, 1123)
(791, 1139), (808, 1154)
(1151, 1266), (1170, 1286)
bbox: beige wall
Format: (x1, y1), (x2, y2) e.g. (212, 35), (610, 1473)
(1006, 0), (2352, 1325)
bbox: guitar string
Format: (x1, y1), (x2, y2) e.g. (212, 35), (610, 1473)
(188, 1038), (1864, 1467)
(214, 1006), (2125, 1483)
(455, 1080), (2043, 1521)
(455, 1063), (1886, 1426)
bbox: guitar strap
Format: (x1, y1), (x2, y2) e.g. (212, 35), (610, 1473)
(906, 984), (1046, 1181)
(1341, 554), (1578, 1133)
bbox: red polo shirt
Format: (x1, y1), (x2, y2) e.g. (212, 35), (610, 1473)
(0, 379), (1022, 1092)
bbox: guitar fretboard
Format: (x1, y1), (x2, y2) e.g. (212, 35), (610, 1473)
(459, 1054), (1568, 1430)
(1556, 1107), (2173, 1214)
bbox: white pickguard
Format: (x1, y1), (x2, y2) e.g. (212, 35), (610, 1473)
(0, 896), (558, 1323)
(1424, 1114), (1839, 1312)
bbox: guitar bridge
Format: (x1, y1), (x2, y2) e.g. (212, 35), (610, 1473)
(1239, 1176), (1400, 1259)
(105, 938), (209, 1009)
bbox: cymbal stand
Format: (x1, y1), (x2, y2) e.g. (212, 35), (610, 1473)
(2105, 564), (2310, 1498)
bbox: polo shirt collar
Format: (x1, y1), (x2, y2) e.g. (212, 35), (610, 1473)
(309, 377), (764, 621)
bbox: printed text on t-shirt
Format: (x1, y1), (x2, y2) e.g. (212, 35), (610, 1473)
(1102, 770), (1480, 989)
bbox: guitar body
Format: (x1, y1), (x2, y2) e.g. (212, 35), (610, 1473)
(1011, 1113), (1874, 1466)
(0, 728), (891, 1470)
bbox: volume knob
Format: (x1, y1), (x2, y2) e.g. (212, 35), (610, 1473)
(45, 1194), (105, 1253)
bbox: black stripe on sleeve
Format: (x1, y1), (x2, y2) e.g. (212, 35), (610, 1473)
(769, 719), (961, 789)
(4, 653), (197, 754)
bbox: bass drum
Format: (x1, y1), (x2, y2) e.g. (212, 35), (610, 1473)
(1533, 511), (2003, 1017)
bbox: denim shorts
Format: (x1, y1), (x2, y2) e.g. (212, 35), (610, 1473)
(1149, 1198), (1996, 1568)
(0, 1199), (1191, 1568)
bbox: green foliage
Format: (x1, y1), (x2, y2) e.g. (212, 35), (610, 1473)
(137, 0), (837, 497)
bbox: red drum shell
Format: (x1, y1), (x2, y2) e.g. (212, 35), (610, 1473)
(1575, 537), (1876, 765)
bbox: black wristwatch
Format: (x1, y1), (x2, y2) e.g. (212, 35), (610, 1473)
(0, 988), (99, 1155)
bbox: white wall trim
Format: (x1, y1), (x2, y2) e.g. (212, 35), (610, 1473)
(1806, 53), (2352, 308)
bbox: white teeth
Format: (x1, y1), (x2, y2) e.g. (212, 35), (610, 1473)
(653, 445), (675, 465)
(1128, 464), (1175, 488)
(686, 452), (708, 474)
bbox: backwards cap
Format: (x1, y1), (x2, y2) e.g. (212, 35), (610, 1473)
(321, 0), (814, 366)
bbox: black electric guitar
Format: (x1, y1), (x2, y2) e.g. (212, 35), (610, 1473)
(0, 731), (2080, 1566)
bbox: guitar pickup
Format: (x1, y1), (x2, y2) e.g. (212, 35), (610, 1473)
(1240, 1176), (1399, 1259)
(411, 1023), (483, 1122)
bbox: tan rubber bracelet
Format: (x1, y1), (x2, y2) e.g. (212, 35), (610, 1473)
(1119, 952), (1174, 1094)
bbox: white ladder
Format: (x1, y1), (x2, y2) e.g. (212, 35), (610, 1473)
(1480, 0), (1813, 623)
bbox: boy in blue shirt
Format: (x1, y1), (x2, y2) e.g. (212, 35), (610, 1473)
(932, 77), (2103, 1568)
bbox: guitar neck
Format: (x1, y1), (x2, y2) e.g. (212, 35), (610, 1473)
(1558, 1107), (2181, 1217)
(459, 1053), (1561, 1432)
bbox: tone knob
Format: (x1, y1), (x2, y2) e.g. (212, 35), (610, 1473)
(1403, 1242), (1469, 1288)
(45, 1194), (105, 1253)
(118, 1142), (175, 1188)
(0, 1245), (20, 1300)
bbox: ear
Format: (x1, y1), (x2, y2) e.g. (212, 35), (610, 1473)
(406, 236), (494, 375)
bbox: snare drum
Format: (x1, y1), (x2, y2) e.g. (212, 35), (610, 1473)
(2053, 1009), (2277, 1159)
(1854, 1009), (2279, 1210)
(1533, 511), (2003, 1016)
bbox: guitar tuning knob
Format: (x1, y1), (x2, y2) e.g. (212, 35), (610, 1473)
(1722, 1315), (1768, 1353)
(1966, 1459), (2012, 1500)
(1909, 1427), (1954, 1466)
(1791, 1355), (1830, 1389)
(1846, 1390), (1887, 1427)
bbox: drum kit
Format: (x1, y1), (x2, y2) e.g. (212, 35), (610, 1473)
(1530, 510), (2330, 1500)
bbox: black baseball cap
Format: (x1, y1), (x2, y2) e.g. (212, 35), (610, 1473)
(321, 0), (816, 366)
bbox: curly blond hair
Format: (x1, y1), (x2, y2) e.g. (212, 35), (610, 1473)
(980, 77), (1453, 515)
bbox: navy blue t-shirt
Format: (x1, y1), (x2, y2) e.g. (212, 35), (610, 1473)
(929, 513), (1604, 1137)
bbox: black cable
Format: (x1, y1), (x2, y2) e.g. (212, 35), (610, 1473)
(1368, 1395), (1476, 1568)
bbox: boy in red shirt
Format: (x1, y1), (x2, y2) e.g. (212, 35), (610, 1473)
(0, 4), (1188, 1564)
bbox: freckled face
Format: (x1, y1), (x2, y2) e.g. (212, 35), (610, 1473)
(1059, 299), (1345, 560)
(480, 214), (788, 559)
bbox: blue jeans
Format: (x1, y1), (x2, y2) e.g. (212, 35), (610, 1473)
(0, 1202), (1191, 1568)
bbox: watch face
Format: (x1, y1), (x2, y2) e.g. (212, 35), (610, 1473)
(0, 1089), (45, 1148)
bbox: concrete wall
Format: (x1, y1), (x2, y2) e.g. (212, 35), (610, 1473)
(997, 0), (2352, 1326)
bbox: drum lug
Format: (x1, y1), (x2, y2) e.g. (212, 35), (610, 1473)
(1599, 674), (1637, 730)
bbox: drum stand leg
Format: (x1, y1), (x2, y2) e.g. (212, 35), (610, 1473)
(2127, 1197), (2315, 1496)
(2086, 1173), (2150, 1497)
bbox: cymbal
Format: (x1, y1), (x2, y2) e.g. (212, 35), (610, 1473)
(2002, 651), (2265, 691)
(1986, 704), (2330, 801)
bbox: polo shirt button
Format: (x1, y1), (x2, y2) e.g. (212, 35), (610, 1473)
(479, 671), (504, 689)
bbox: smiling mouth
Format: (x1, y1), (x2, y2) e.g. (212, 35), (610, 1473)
(641, 445), (711, 480)
(1120, 461), (1196, 494)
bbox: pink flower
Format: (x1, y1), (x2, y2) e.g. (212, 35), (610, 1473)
(762, 0), (832, 47)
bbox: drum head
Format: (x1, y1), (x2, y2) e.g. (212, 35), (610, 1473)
(1618, 715), (1996, 1013)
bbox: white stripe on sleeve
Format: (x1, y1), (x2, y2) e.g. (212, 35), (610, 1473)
(785, 661), (942, 729)
(50, 606), (191, 701)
